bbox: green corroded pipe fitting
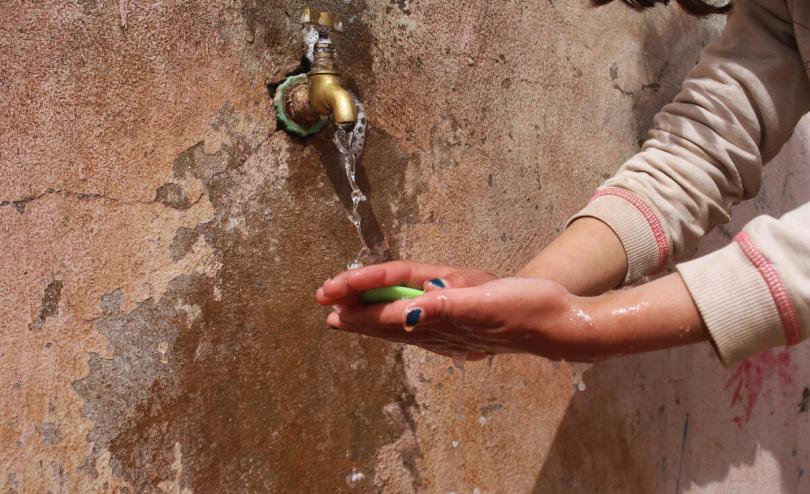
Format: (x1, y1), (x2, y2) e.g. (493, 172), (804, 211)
(360, 286), (425, 304)
(273, 74), (327, 137)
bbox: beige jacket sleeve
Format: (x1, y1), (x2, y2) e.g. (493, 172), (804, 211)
(569, 0), (810, 366)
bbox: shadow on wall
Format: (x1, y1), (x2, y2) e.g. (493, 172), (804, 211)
(532, 10), (810, 494)
(608, 14), (713, 148)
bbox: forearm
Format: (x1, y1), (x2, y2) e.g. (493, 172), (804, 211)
(518, 217), (628, 296)
(586, 272), (708, 359)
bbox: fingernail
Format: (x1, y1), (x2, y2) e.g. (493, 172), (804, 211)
(428, 278), (446, 288)
(404, 308), (422, 332)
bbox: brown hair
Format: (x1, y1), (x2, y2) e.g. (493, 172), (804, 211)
(592, 0), (731, 16)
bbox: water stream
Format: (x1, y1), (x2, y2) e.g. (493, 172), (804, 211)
(450, 351), (467, 449)
(452, 351), (467, 420)
(333, 95), (371, 269)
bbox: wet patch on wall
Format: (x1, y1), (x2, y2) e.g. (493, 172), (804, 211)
(74, 132), (418, 492)
(72, 280), (210, 488)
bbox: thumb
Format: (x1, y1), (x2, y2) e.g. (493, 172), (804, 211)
(402, 286), (499, 331)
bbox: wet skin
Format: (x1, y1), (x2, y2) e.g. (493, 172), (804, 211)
(316, 260), (709, 363)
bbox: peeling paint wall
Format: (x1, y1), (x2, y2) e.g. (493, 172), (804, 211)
(2, 1), (809, 493)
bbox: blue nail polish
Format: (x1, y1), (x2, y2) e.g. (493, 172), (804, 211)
(406, 308), (422, 327)
(428, 278), (445, 288)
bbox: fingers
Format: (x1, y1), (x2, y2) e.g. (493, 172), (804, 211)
(338, 299), (411, 328)
(402, 286), (502, 331)
(317, 261), (458, 306)
(336, 283), (502, 332)
(329, 306), (443, 344)
(422, 277), (447, 293)
(327, 310), (490, 361)
(325, 277), (512, 360)
(422, 269), (498, 293)
(326, 310), (342, 329)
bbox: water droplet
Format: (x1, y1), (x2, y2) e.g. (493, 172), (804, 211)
(345, 468), (365, 488)
(351, 189), (366, 203)
(569, 362), (591, 392)
(451, 351), (466, 371)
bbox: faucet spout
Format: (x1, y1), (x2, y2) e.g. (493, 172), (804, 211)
(273, 9), (360, 136)
(307, 37), (357, 128)
(309, 74), (357, 127)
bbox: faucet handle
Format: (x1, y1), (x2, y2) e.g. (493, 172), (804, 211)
(301, 7), (344, 33)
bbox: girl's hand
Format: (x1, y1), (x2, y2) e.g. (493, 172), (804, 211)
(316, 261), (497, 359)
(316, 261), (497, 306)
(326, 277), (602, 361)
(324, 273), (709, 363)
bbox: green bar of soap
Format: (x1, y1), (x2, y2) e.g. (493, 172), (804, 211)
(360, 286), (425, 304)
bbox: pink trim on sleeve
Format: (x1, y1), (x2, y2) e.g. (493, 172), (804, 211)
(590, 187), (669, 274)
(734, 232), (801, 346)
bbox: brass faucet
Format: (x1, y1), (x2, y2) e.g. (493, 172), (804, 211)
(308, 36), (357, 129)
(277, 8), (358, 135)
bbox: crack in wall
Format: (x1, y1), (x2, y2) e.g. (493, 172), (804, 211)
(0, 189), (156, 213)
(0, 188), (194, 213)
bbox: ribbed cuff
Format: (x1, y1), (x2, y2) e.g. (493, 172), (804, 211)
(677, 242), (784, 368)
(568, 193), (665, 284)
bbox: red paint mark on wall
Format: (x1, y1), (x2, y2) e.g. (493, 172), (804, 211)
(725, 350), (793, 427)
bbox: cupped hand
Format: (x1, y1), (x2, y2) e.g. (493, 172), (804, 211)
(325, 277), (603, 362)
(316, 261), (497, 359)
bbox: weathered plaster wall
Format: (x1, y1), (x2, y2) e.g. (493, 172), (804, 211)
(2, 1), (808, 493)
